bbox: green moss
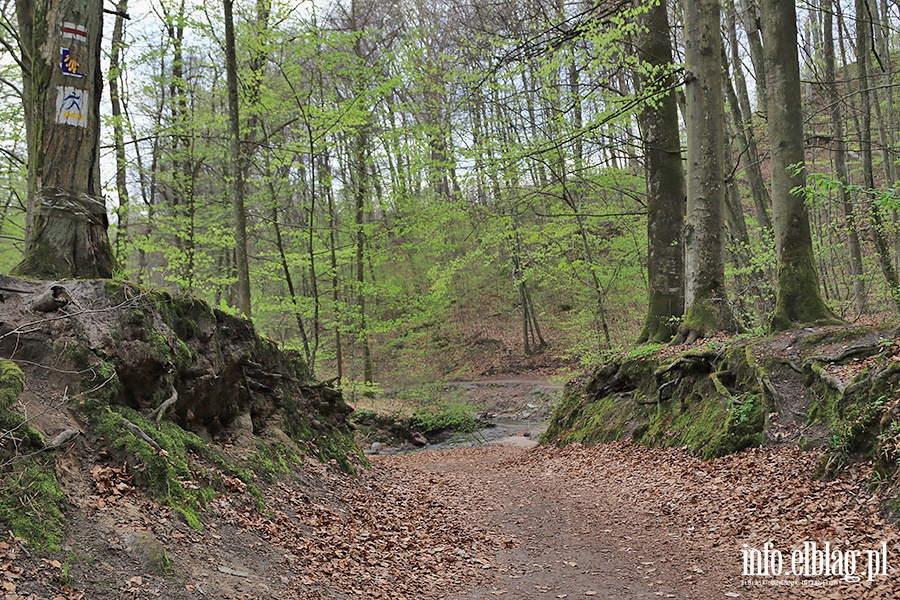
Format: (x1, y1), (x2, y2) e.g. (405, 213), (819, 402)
(770, 258), (841, 331)
(174, 338), (193, 371)
(544, 339), (769, 459)
(280, 390), (362, 474)
(87, 405), (257, 530)
(104, 279), (141, 303)
(248, 441), (302, 481)
(681, 300), (718, 337)
(0, 360), (43, 448)
(147, 329), (172, 363)
(0, 457), (65, 550)
(0, 362), (64, 549)
(621, 343), (667, 361)
(131, 532), (174, 575)
(154, 291), (215, 341)
(0, 359), (25, 410)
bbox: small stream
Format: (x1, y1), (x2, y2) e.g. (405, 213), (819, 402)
(422, 416), (545, 451)
(366, 378), (561, 454)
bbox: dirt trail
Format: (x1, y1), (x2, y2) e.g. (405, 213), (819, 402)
(377, 441), (900, 600)
(378, 446), (738, 600)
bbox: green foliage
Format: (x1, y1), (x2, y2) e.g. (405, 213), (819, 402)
(410, 400), (480, 436)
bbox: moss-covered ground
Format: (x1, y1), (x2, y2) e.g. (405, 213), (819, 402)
(543, 325), (900, 478)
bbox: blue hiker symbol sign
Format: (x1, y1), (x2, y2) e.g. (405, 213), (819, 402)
(56, 86), (87, 127)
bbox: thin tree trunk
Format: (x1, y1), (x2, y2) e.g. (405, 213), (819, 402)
(224, 0), (252, 317)
(823, 0), (867, 315)
(856, 0), (900, 308)
(724, 0), (771, 233)
(738, 0), (767, 113)
(324, 151), (343, 382)
(109, 0), (129, 261)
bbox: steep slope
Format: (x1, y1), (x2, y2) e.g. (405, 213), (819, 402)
(0, 275), (364, 597)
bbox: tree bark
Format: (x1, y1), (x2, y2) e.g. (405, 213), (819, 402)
(738, 0), (767, 114)
(723, 0), (771, 234)
(822, 0), (867, 315)
(109, 0), (129, 260)
(224, 0), (252, 317)
(761, 0), (837, 329)
(855, 0), (900, 309)
(678, 0), (736, 342)
(635, 0), (685, 344)
(14, 0), (115, 279)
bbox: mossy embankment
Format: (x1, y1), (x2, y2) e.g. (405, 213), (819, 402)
(0, 275), (360, 550)
(543, 325), (900, 480)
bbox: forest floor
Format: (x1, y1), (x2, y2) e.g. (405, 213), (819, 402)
(4, 376), (900, 599)
(380, 440), (900, 599)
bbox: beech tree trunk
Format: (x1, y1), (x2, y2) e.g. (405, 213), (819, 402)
(636, 0), (685, 344)
(14, 0), (115, 279)
(678, 0), (736, 343)
(761, 0), (837, 329)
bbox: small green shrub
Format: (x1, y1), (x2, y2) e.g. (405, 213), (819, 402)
(411, 400), (479, 435)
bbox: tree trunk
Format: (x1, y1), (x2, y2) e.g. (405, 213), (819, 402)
(14, 0), (115, 279)
(724, 0), (771, 234)
(738, 0), (767, 114)
(635, 0), (685, 343)
(823, 0), (867, 315)
(224, 0), (252, 317)
(109, 0), (129, 260)
(761, 0), (837, 329)
(353, 126), (374, 388)
(678, 0), (736, 343)
(324, 151), (343, 382)
(855, 0), (900, 308)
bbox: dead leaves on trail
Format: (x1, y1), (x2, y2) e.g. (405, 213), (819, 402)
(1, 538), (84, 600)
(384, 442), (900, 599)
(199, 458), (509, 599)
(508, 442), (900, 598)
(91, 462), (134, 501)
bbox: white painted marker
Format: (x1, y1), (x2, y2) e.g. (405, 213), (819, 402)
(56, 86), (87, 127)
(61, 22), (87, 42)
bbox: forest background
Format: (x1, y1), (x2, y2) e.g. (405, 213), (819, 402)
(1, 0), (898, 398)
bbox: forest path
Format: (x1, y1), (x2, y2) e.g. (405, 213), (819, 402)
(376, 445), (741, 600)
(375, 440), (899, 600)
